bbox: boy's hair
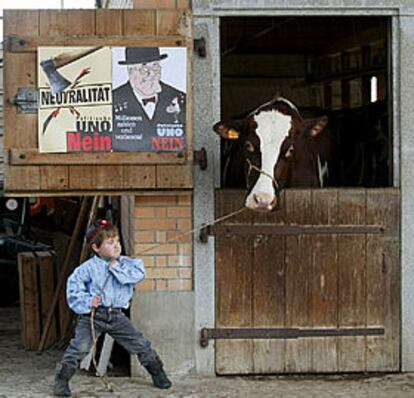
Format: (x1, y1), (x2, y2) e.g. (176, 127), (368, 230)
(86, 219), (119, 248)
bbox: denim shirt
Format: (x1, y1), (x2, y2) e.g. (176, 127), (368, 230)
(66, 255), (145, 314)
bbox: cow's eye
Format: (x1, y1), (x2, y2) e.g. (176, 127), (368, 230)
(245, 141), (255, 153)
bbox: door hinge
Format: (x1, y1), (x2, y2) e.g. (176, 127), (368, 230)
(194, 147), (207, 170)
(9, 87), (38, 114)
(6, 34), (28, 52)
(194, 37), (206, 58)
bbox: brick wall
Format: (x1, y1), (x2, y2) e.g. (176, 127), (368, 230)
(133, 193), (193, 291)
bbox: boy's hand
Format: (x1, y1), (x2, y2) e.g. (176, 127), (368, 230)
(108, 258), (118, 267)
(92, 296), (101, 308)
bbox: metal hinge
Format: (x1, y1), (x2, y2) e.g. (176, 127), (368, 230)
(194, 147), (207, 170)
(194, 37), (206, 58)
(198, 223), (383, 244)
(9, 87), (38, 114)
(200, 327), (384, 347)
(6, 34), (28, 52)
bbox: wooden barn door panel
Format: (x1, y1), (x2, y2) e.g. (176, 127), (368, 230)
(284, 190), (313, 372)
(252, 191), (286, 373)
(215, 191), (254, 373)
(309, 189), (338, 372)
(337, 190), (367, 372)
(215, 188), (400, 374)
(3, 9), (192, 195)
(366, 189), (400, 371)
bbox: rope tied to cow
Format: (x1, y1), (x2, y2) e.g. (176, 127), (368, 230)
(89, 205), (246, 392)
(245, 158), (282, 210)
(245, 158), (280, 190)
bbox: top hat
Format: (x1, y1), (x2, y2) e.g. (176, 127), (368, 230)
(118, 47), (168, 65)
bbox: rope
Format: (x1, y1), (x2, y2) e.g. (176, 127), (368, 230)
(89, 205), (246, 391)
(135, 206), (246, 256)
(90, 309), (114, 392)
(246, 158), (280, 190)
(245, 158), (281, 209)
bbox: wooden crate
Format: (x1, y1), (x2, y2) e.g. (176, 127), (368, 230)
(18, 251), (58, 350)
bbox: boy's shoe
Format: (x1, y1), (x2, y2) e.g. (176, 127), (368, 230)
(144, 357), (172, 389)
(54, 364), (76, 397)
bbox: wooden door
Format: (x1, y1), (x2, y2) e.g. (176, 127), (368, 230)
(215, 188), (400, 374)
(3, 9), (193, 195)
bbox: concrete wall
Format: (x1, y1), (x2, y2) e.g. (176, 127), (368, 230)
(131, 291), (194, 376)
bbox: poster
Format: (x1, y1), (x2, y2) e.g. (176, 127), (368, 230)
(37, 46), (187, 153)
(112, 47), (187, 152)
(38, 47), (112, 153)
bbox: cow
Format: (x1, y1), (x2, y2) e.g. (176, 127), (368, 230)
(213, 96), (333, 212)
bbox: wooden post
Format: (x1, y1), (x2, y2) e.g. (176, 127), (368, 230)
(37, 251), (58, 349)
(18, 252), (40, 350)
(61, 195), (101, 343)
(18, 251), (57, 350)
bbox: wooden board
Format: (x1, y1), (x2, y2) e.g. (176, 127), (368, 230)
(3, 9), (193, 195)
(215, 190), (254, 373)
(17, 251), (58, 350)
(285, 189), (313, 372)
(18, 252), (41, 350)
(215, 188), (400, 374)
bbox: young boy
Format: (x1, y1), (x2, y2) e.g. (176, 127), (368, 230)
(54, 219), (171, 397)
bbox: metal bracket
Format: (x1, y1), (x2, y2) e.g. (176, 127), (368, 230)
(194, 147), (208, 170)
(208, 224), (384, 236)
(6, 34), (28, 52)
(194, 37), (207, 58)
(200, 327), (384, 348)
(9, 87), (38, 114)
(199, 224), (210, 243)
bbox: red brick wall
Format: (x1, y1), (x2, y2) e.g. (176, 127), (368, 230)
(133, 193), (193, 291)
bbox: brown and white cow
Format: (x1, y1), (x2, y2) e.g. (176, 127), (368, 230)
(213, 97), (332, 212)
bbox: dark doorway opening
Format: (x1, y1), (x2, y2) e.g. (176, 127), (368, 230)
(220, 16), (391, 188)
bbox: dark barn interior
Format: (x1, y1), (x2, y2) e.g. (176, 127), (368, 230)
(220, 16), (391, 188)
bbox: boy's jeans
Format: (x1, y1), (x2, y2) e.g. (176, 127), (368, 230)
(62, 307), (158, 369)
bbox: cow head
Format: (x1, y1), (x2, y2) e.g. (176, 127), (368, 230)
(213, 97), (329, 212)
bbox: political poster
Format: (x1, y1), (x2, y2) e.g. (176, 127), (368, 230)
(38, 46), (112, 153)
(112, 47), (187, 152)
(37, 46), (187, 153)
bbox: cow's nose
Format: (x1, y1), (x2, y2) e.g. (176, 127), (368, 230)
(253, 193), (277, 211)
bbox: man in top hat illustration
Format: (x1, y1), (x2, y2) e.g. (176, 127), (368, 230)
(112, 47), (186, 152)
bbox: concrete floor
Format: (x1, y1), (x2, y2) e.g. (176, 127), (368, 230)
(2, 306), (414, 398)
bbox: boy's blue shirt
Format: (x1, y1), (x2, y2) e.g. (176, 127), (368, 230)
(66, 255), (145, 314)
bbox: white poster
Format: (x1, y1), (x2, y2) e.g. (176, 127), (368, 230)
(112, 47), (187, 152)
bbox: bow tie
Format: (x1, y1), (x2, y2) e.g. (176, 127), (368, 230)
(142, 97), (157, 106)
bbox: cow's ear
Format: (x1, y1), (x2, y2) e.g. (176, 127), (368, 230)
(213, 122), (241, 140)
(309, 116), (328, 137)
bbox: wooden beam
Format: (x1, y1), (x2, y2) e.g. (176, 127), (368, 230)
(6, 35), (190, 53)
(9, 149), (187, 165)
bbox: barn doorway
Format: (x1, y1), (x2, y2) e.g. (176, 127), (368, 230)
(0, 195), (130, 376)
(214, 16), (399, 374)
(219, 16), (391, 188)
